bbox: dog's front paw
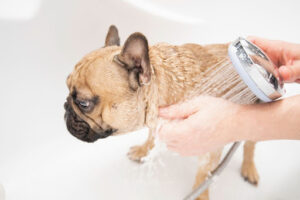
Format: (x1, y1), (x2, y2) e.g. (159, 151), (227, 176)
(127, 145), (148, 163)
(241, 161), (259, 186)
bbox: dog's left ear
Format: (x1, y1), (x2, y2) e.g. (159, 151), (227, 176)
(105, 25), (120, 47)
(116, 32), (151, 90)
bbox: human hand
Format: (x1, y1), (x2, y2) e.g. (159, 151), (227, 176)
(248, 36), (300, 83)
(157, 96), (241, 156)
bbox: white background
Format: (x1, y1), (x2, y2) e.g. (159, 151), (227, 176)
(0, 0), (300, 199)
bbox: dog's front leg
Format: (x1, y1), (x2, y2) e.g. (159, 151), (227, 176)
(193, 150), (222, 200)
(241, 141), (259, 185)
(127, 129), (154, 162)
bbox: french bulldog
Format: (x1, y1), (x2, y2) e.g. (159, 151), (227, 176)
(64, 25), (259, 200)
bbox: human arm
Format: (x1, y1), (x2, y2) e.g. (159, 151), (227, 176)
(157, 38), (300, 156)
(158, 95), (300, 156)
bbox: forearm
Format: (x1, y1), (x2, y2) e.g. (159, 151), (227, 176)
(236, 95), (300, 142)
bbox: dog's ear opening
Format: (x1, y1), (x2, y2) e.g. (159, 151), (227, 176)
(116, 32), (151, 90)
(105, 25), (120, 47)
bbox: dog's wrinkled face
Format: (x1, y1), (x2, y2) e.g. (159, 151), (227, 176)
(64, 25), (152, 142)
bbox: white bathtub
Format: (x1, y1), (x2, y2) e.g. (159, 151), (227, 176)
(1, 0), (300, 199)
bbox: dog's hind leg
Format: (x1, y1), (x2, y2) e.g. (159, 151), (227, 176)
(193, 150), (222, 200)
(241, 141), (259, 185)
(127, 129), (154, 162)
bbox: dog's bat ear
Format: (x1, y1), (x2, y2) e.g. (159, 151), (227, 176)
(116, 32), (151, 90)
(105, 25), (120, 47)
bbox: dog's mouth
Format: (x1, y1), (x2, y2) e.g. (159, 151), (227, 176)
(64, 101), (116, 143)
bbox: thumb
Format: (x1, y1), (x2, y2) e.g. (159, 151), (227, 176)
(159, 96), (206, 119)
(279, 61), (300, 82)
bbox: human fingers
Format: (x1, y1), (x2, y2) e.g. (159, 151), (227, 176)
(248, 36), (271, 52)
(278, 60), (300, 82)
(159, 96), (207, 120)
(158, 119), (188, 142)
(160, 124), (205, 156)
(247, 36), (283, 66)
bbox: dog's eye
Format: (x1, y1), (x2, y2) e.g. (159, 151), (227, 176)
(74, 96), (98, 113)
(78, 100), (90, 108)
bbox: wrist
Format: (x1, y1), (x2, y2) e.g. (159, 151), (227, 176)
(234, 98), (293, 142)
(224, 95), (300, 143)
(220, 102), (246, 143)
(230, 103), (257, 142)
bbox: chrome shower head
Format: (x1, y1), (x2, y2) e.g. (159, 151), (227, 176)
(228, 37), (285, 102)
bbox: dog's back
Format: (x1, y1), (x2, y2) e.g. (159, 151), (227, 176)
(148, 43), (257, 106)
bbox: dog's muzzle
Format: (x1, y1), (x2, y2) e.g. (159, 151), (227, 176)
(64, 100), (115, 143)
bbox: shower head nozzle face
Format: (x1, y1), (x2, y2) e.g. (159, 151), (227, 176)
(228, 37), (285, 102)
